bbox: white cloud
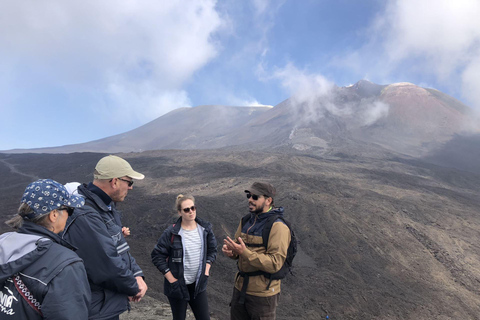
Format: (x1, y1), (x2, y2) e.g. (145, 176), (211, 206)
(273, 63), (339, 123)
(461, 56), (480, 123)
(215, 92), (272, 108)
(381, 0), (480, 80)
(362, 101), (390, 126)
(252, 0), (270, 15)
(272, 63), (391, 126)
(106, 83), (191, 122)
(239, 99), (273, 107)
(0, 0), (222, 123)
(342, 0), (480, 112)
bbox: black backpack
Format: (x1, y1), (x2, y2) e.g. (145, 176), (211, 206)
(240, 213), (297, 282)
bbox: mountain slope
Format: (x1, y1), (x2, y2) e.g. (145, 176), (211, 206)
(1, 150), (480, 319)
(5, 105), (271, 153)
(354, 82), (474, 156)
(3, 80), (479, 174)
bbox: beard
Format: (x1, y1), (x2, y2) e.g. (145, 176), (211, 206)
(248, 201), (264, 214)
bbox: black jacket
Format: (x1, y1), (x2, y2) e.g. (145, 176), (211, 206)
(61, 184), (143, 320)
(0, 221), (90, 319)
(151, 217), (217, 300)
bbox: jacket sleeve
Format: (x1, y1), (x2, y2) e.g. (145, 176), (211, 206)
(117, 210), (144, 279)
(127, 252), (144, 278)
(206, 226), (217, 265)
(239, 221), (291, 273)
(41, 261), (91, 320)
(151, 229), (172, 274)
(63, 211), (139, 296)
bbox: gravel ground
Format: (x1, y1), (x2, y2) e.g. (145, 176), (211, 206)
(120, 295), (219, 320)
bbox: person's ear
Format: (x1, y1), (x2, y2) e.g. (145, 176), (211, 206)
(48, 210), (59, 223)
(109, 178), (117, 189)
(265, 197), (272, 206)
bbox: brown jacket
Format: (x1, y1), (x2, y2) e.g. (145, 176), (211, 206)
(231, 208), (291, 297)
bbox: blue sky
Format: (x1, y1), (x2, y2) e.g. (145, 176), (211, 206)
(1, 0), (480, 150)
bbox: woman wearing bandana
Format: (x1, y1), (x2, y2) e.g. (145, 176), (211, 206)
(0, 179), (90, 320)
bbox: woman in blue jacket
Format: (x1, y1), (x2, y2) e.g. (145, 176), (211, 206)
(151, 194), (217, 320)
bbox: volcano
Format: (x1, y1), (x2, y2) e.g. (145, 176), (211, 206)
(1, 80), (480, 319)
(4, 81), (477, 171)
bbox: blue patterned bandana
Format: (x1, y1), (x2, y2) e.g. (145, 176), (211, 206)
(20, 179), (85, 220)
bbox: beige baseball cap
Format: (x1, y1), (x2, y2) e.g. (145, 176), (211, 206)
(94, 155), (145, 180)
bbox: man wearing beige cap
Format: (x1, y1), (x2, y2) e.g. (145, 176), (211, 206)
(61, 155), (147, 320)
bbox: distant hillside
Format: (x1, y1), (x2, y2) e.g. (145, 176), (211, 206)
(3, 80), (479, 174)
(4, 105), (271, 153)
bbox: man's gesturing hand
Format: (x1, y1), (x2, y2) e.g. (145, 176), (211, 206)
(223, 236), (246, 256)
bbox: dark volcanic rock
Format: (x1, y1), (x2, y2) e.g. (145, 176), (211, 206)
(423, 133), (480, 175)
(1, 150), (480, 319)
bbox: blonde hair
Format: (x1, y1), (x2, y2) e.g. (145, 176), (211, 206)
(175, 194), (195, 212)
(5, 203), (52, 230)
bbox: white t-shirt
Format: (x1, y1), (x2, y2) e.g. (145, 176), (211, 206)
(182, 227), (202, 285)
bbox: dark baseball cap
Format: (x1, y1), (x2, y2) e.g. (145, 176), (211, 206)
(244, 182), (276, 198)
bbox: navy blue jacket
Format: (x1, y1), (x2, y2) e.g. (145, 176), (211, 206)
(0, 221), (90, 319)
(151, 217), (217, 300)
(61, 184), (143, 320)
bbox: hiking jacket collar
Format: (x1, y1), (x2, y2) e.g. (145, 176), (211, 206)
(18, 221), (76, 250)
(78, 183), (112, 212)
(250, 206), (285, 222)
(86, 182), (113, 207)
(171, 216), (212, 235)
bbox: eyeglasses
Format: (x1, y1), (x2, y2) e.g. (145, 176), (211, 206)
(182, 206), (196, 213)
(246, 193), (261, 201)
(58, 207), (74, 216)
(117, 178), (134, 187)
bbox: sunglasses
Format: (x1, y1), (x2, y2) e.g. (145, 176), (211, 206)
(246, 193), (261, 201)
(117, 178), (134, 187)
(58, 207), (74, 216)
(182, 206), (196, 213)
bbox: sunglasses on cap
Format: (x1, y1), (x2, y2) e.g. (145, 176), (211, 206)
(246, 193), (262, 201)
(182, 206), (196, 213)
(58, 207), (74, 216)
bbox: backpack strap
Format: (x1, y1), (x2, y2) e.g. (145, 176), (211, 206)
(13, 274), (43, 316)
(262, 214), (282, 248)
(236, 270), (265, 304)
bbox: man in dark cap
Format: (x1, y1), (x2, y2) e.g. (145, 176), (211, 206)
(61, 155), (147, 320)
(223, 182), (291, 320)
